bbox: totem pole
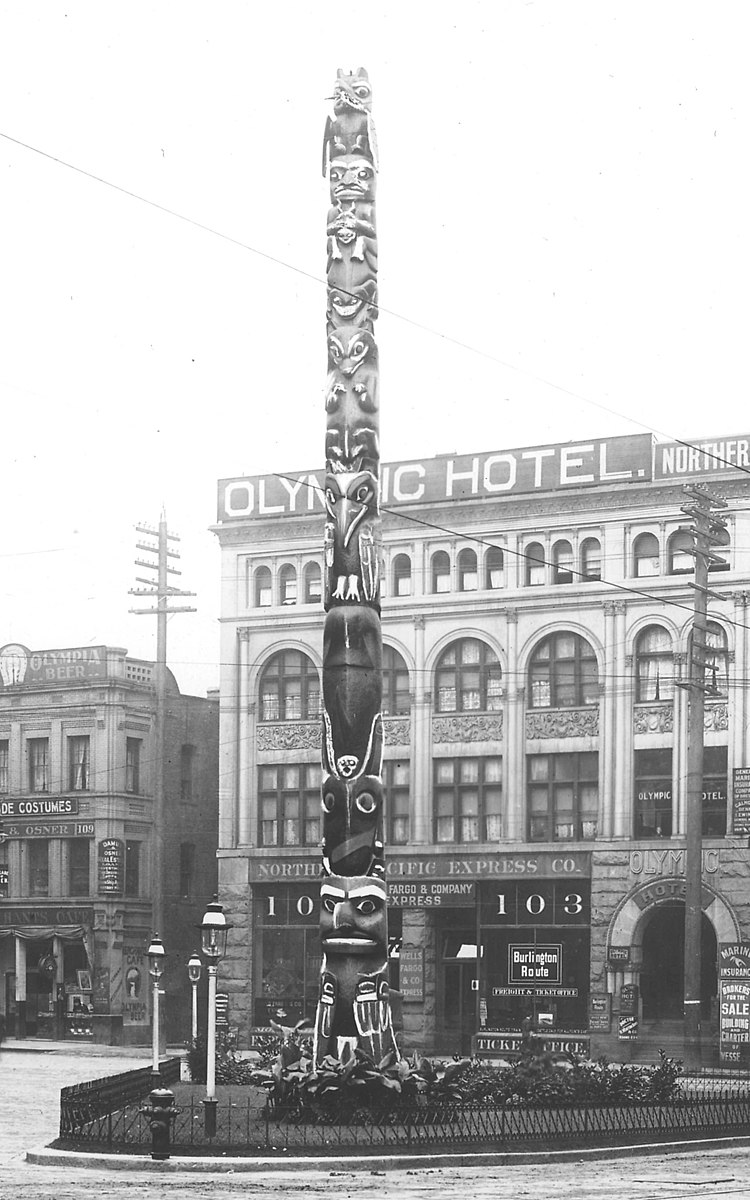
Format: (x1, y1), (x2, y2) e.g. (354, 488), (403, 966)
(314, 68), (398, 1065)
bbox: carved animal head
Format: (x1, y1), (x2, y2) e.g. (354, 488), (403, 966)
(325, 419), (379, 475)
(327, 326), (377, 376)
(333, 68), (372, 114)
(326, 281), (378, 329)
(324, 470), (378, 547)
(329, 156), (376, 204)
(321, 773), (384, 877)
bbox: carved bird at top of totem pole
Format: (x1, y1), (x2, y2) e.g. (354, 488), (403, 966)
(322, 66), (379, 174)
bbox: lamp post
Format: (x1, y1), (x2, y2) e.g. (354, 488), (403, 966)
(187, 950), (202, 1042)
(199, 897), (230, 1136)
(147, 934), (166, 1081)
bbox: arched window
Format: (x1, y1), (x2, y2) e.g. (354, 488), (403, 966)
(485, 546), (504, 589)
(431, 550), (451, 594)
(553, 539), (574, 585)
(279, 564), (297, 605)
(525, 541), (546, 586)
(688, 620), (729, 697)
(633, 532), (660, 577)
(254, 566), (272, 608)
(382, 645), (410, 716)
(458, 548), (478, 592)
(303, 561), (322, 604)
(259, 651), (320, 721)
(529, 632), (598, 708)
(392, 553), (412, 597)
(580, 537), (601, 582)
(635, 625), (674, 702)
(435, 638), (502, 713)
(668, 529), (694, 575)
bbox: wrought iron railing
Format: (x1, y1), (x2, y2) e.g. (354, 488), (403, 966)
(55, 1081), (750, 1154)
(59, 1058), (181, 1138)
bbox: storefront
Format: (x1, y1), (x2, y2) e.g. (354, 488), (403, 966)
(0, 906), (94, 1039)
(243, 851), (592, 1056)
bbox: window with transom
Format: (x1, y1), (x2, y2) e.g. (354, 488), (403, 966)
(259, 651), (320, 722)
(433, 756), (502, 843)
(458, 549), (478, 592)
(382, 645), (410, 716)
(435, 638), (502, 713)
(392, 554), (412, 597)
(529, 633), (598, 708)
(431, 550), (451, 594)
(259, 763), (321, 846)
(527, 752), (598, 841)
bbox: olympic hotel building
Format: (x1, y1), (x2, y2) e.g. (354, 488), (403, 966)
(213, 431), (750, 1062)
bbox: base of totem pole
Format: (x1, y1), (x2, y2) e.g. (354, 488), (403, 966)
(202, 1098), (217, 1138)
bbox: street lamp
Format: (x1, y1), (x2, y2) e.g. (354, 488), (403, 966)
(187, 950), (202, 1042)
(199, 897), (231, 1136)
(147, 934), (166, 1081)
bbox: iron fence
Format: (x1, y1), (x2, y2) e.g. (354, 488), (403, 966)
(55, 1081), (750, 1155)
(59, 1058), (181, 1138)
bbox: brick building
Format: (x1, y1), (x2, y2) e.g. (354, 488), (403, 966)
(0, 644), (218, 1044)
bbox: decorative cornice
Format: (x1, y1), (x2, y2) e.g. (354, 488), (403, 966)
(525, 707), (599, 739)
(432, 712), (503, 744)
(257, 721), (320, 751)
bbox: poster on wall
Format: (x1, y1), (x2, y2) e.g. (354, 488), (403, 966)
(98, 838), (124, 894)
(122, 945), (149, 1025)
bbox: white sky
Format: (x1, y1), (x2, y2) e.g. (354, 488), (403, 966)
(0, 1), (747, 695)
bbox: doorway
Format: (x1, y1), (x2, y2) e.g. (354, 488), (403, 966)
(640, 902), (717, 1021)
(441, 930), (478, 1055)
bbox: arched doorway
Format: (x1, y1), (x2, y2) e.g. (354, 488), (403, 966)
(640, 902), (717, 1021)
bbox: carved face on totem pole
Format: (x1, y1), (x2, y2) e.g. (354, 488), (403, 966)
(329, 157), (377, 206)
(326, 280), (378, 331)
(327, 326), (377, 376)
(320, 875), (387, 958)
(323, 472), (380, 603)
(333, 68), (372, 114)
(325, 419), (379, 476)
(321, 772), (384, 878)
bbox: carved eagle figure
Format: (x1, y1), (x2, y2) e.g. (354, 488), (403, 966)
(324, 470), (379, 602)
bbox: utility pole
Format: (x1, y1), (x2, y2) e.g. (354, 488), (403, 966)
(679, 483), (728, 1065)
(129, 512), (196, 935)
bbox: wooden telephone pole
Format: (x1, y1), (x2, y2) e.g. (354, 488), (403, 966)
(679, 483), (728, 1064)
(129, 512), (196, 935)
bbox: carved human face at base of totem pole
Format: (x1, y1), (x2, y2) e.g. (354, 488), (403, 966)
(321, 772), (384, 878)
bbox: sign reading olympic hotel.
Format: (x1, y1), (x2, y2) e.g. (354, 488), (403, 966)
(218, 431), (750, 523)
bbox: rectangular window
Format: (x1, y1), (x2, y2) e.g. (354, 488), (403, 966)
(258, 763), (321, 847)
(385, 760), (410, 844)
(634, 749), (672, 838)
(125, 841), (140, 896)
(703, 745), (728, 837)
(28, 839), (49, 896)
(68, 838), (90, 895)
(28, 738), (49, 793)
(0, 740), (8, 793)
(125, 738), (141, 794)
(433, 756), (502, 844)
(527, 752), (599, 841)
(180, 744), (195, 801)
(179, 842), (195, 898)
(68, 736), (90, 791)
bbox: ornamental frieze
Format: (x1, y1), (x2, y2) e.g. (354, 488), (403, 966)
(633, 705), (674, 734)
(525, 708), (599, 739)
(432, 713), (503, 744)
(383, 717), (410, 745)
(257, 722), (320, 751)
(705, 703), (728, 731)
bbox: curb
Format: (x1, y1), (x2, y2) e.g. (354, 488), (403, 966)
(26, 1135), (750, 1173)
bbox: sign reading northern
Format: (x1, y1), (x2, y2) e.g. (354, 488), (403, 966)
(218, 434), (653, 521)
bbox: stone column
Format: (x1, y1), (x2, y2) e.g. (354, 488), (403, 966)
(15, 935), (27, 1037)
(503, 608), (523, 840)
(613, 603), (630, 837)
(600, 601), (617, 838)
(673, 651), (688, 835)
(237, 628), (252, 846)
(411, 616), (430, 844)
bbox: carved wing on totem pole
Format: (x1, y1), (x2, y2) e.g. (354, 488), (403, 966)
(316, 68), (398, 1066)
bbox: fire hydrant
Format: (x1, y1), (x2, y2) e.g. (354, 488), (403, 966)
(141, 1087), (178, 1160)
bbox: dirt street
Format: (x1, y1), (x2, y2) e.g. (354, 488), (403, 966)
(3, 1047), (750, 1199)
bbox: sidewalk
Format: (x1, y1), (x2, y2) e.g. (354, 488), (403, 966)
(0, 1036), (185, 1057)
